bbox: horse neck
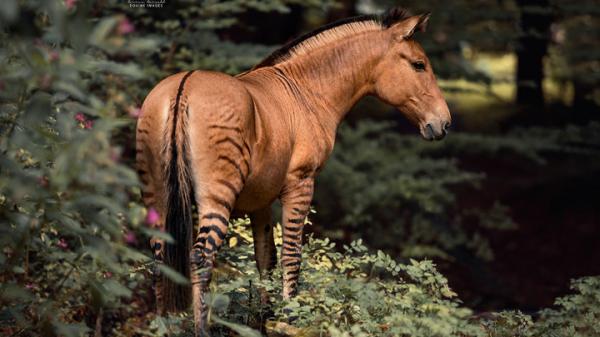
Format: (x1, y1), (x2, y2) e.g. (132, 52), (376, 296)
(274, 30), (387, 132)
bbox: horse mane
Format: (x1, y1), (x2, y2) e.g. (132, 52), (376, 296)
(252, 7), (411, 70)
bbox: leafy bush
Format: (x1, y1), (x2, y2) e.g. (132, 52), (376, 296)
(0, 1), (159, 335)
(314, 120), (600, 263)
(184, 218), (483, 337)
(483, 276), (600, 337)
(165, 219), (600, 337)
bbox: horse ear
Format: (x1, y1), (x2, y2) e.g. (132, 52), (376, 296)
(392, 13), (431, 40)
(416, 13), (431, 33)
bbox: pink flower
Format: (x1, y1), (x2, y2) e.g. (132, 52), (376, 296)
(25, 283), (35, 290)
(128, 106), (142, 118)
(57, 238), (68, 249)
(84, 120), (93, 129)
(110, 147), (121, 162)
(38, 74), (52, 89)
(65, 0), (77, 9)
(75, 113), (86, 122)
(146, 208), (160, 226)
(104, 271), (113, 278)
(117, 18), (135, 35)
(48, 50), (59, 62)
(124, 231), (137, 245)
(38, 176), (49, 187)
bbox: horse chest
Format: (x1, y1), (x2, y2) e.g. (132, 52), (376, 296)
(292, 127), (336, 171)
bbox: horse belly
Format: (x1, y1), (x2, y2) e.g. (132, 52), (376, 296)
(235, 165), (285, 212)
(233, 152), (289, 212)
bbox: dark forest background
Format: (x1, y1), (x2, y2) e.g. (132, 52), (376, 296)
(1, 0), (599, 336)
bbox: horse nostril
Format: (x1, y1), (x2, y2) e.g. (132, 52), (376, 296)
(443, 121), (451, 131)
(425, 123), (435, 139)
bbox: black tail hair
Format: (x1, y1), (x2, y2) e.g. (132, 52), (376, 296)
(163, 70), (196, 312)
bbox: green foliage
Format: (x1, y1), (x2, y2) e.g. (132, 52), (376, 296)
(314, 120), (600, 262)
(318, 122), (474, 259)
(483, 277), (600, 337)
(549, 0), (600, 107)
(103, 0), (335, 79)
(0, 1), (159, 335)
(206, 221), (484, 337)
(534, 276), (600, 337)
(315, 120), (511, 261)
(167, 221), (600, 337)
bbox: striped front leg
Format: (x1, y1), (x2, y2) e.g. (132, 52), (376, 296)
(280, 176), (314, 299)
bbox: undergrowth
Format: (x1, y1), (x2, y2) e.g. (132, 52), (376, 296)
(147, 218), (600, 337)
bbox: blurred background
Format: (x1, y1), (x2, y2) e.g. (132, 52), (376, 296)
(1, 0), (599, 335)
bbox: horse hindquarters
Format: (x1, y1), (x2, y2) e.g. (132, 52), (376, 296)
(140, 70), (256, 336)
(184, 73), (256, 336)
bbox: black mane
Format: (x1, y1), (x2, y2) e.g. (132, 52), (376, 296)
(252, 7), (411, 70)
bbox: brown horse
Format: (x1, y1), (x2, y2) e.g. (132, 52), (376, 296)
(136, 8), (450, 336)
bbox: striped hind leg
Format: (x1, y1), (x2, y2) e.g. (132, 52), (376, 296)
(189, 186), (237, 336)
(190, 163), (247, 335)
(189, 103), (250, 335)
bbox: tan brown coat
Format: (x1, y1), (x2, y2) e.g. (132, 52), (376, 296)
(136, 8), (450, 336)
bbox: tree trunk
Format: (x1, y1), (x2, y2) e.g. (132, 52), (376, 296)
(515, 0), (553, 108)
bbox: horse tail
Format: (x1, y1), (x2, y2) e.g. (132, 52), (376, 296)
(162, 70), (196, 312)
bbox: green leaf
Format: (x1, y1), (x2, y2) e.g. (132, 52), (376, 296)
(157, 264), (189, 285)
(0, 0), (17, 23)
(103, 279), (132, 299)
(53, 321), (91, 337)
(212, 316), (262, 337)
(89, 16), (119, 47)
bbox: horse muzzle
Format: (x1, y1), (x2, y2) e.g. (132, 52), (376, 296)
(420, 120), (450, 141)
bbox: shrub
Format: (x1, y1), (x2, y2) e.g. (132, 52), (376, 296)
(185, 218), (485, 337)
(163, 219), (600, 337)
(314, 120), (600, 263)
(483, 276), (600, 337)
(0, 1), (159, 334)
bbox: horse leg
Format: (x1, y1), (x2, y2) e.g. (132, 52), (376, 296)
(190, 182), (238, 336)
(280, 176), (314, 299)
(249, 206), (277, 314)
(188, 98), (251, 335)
(250, 206), (277, 277)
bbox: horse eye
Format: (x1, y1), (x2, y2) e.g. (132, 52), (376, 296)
(411, 61), (426, 72)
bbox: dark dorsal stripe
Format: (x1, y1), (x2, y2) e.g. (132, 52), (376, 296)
(167, 69), (196, 204)
(252, 7), (410, 70)
(171, 70), (196, 145)
(168, 69), (196, 191)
